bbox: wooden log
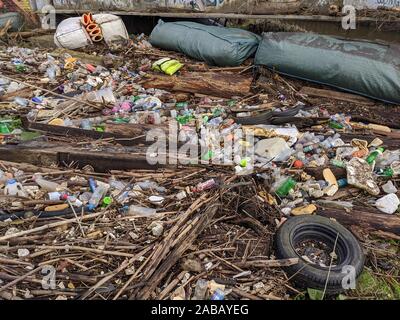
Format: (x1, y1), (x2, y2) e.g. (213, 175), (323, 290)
(0, 144), (166, 172)
(22, 118), (161, 146)
(299, 86), (375, 106)
(339, 132), (400, 150)
(318, 208), (400, 239)
(236, 258), (299, 268)
(141, 72), (252, 98)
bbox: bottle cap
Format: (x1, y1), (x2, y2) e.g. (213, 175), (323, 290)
(103, 196), (112, 205)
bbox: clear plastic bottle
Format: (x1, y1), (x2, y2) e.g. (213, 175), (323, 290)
(81, 119), (92, 130)
(0, 169), (7, 185)
(127, 205), (157, 217)
(109, 177), (126, 191)
(88, 183), (110, 211)
(33, 174), (61, 192)
(193, 179), (217, 192)
(192, 279), (208, 300)
(210, 289), (225, 301)
(4, 179), (28, 197)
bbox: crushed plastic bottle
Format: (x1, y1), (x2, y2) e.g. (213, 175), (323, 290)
(192, 279), (208, 300)
(210, 288), (225, 301)
(33, 174), (62, 192)
(127, 205), (157, 217)
(0, 169), (7, 185)
(193, 179), (218, 193)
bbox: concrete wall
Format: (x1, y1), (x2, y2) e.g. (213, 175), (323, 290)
(51, 0), (301, 14)
(301, 0), (399, 13)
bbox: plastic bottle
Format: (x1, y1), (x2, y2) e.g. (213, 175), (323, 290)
(81, 119), (92, 130)
(15, 64), (27, 73)
(4, 179), (28, 197)
(88, 183), (109, 211)
(329, 121), (344, 130)
(33, 174), (61, 192)
(137, 181), (166, 193)
(383, 168), (394, 178)
(303, 145), (314, 153)
(109, 177), (126, 190)
(60, 194), (83, 207)
(46, 65), (57, 80)
(366, 147), (385, 165)
(276, 178), (296, 198)
(0, 169), (7, 185)
(192, 279), (208, 300)
(88, 177), (97, 192)
(193, 179), (217, 193)
(127, 205), (157, 217)
(0, 122), (11, 134)
(210, 289), (225, 301)
(330, 159), (346, 168)
(14, 97), (29, 107)
(48, 191), (62, 201)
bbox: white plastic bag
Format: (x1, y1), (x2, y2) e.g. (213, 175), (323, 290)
(54, 17), (92, 49)
(93, 14), (129, 44)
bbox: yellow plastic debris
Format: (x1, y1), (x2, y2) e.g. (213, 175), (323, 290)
(152, 58), (183, 76)
(44, 204), (69, 212)
(291, 204), (317, 216)
(48, 118), (65, 126)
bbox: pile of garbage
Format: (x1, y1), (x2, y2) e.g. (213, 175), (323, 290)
(0, 18), (399, 300)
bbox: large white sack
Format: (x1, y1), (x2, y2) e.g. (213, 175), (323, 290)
(93, 14), (129, 44)
(54, 17), (92, 49)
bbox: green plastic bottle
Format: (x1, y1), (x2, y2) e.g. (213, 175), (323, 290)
(0, 123), (10, 134)
(366, 147), (385, 164)
(329, 121), (344, 130)
(15, 64), (27, 73)
(383, 167), (394, 178)
(330, 159), (346, 168)
(176, 102), (188, 109)
(276, 178), (296, 198)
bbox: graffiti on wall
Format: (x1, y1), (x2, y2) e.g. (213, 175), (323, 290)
(52, 0), (227, 11)
(1, 0), (32, 12)
(0, 0), (38, 25)
(343, 0), (400, 8)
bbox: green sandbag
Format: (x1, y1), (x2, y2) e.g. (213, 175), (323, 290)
(255, 32), (400, 104)
(149, 20), (261, 67)
(0, 12), (23, 31)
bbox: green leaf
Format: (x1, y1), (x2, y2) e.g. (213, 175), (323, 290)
(307, 288), (324, 300)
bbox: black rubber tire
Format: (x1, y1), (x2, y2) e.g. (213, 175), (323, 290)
(275, 215), (365, 295)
